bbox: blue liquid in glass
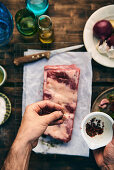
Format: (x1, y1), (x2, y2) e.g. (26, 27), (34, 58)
(26, 0), (49, 16)
(0, 20), (10, 43)
(0, 2), (13, 46)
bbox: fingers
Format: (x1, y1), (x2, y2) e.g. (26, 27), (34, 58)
(42, 110), (64, 125)
(25, 100), (64, 126)
(50, 119), (64, 126)
(93, 148), (104, 167)
(38, 100), (64, 111)
(25, 102), (41, 113)
(93, 124), (114, 168)
(29, 100), (64, 113)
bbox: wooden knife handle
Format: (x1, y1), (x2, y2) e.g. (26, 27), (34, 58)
(14, 51), (50, 66)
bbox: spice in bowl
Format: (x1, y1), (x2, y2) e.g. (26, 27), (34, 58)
(86, 117), (104, 137)
(81, 112), (114, 150)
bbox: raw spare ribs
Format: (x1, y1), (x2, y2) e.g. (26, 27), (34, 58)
(43, 64), (80, 142)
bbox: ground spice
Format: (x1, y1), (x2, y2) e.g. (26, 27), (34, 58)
(86, 117), (104, 137)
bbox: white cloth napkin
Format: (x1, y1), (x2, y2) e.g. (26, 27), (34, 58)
(22, 50), (92, 157)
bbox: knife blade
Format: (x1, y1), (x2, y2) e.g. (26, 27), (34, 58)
(14, 44), (84, 66)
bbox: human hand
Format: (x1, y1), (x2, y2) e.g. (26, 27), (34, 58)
(15, 100), (64, 149)
(93, 124), (114, 170)
(2, 101), (64, 170)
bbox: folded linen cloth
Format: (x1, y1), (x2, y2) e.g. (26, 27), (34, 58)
(22, 50), (92, 157)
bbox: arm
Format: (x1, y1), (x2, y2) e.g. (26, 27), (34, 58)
(2, 100), (64, 170)
(2, 139), (32, 170)
(93, 124), (114, 170)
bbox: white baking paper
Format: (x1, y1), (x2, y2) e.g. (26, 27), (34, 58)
(22, 50), (92, 157)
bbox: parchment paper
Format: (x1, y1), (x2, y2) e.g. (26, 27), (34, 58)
(22, 50), (92, 157)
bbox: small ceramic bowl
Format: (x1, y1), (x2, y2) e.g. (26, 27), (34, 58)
(81, 112), (114, 150)
(0, 65), (7, 86)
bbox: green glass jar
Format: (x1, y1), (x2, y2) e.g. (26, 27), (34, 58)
(15, 8), (38, 36)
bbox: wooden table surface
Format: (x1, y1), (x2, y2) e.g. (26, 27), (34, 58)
(0, 0), (114, 169)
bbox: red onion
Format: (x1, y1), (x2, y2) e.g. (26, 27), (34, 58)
(93, 20), (113, 41)
(106, 35), (114, 47)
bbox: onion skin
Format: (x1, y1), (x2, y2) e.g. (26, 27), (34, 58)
(106, 35), (114, 47)
(93, 20), (113, 41)
(110, 20), (114, 29)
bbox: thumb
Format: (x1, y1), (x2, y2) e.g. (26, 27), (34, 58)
(43, 111), (63, 125)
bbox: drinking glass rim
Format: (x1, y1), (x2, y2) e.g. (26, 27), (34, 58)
(15, 8), (38, 36)
(38, 15), (52, 30)
(0, 65), (7, 86)
(0, 2), (13, 21)
(15, 8), (37, 21)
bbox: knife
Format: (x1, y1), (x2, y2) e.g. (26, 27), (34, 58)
(14, 44), (84, 66)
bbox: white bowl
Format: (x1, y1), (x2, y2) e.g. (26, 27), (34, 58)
(83, 5), (114, 68)
(81, 112), (114, 150)
(0, 65), (7, 86)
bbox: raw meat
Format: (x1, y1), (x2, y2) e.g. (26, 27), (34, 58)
(43, 64), (80, 142)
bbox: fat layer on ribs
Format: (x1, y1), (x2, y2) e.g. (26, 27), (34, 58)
(43, 64), (80, 142)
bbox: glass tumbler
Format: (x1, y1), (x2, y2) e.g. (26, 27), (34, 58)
(38, 15), (54, 43)
(15, 8), (38, 36)
(26, 0), (49, 16)
(0, 2), (14, 47)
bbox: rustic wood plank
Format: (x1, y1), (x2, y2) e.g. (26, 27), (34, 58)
(0, 0), (113, 170)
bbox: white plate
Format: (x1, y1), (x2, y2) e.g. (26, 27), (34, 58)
(83, 5), (114, 68)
